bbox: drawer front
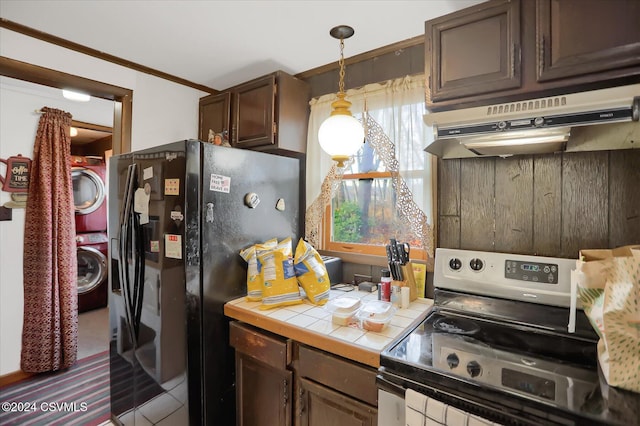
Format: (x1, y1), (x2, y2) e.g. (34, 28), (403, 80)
(297, 344), (378, 406)
(230, 321), (290, 370)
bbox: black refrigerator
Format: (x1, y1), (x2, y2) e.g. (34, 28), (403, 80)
(108, 139), (301, 425)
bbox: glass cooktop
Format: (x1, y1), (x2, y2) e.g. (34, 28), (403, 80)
(380, 306), (640, 425)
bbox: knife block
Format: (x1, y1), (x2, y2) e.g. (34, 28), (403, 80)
(392, 262), (418, 302)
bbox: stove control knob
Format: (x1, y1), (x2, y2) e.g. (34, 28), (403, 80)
(449, 258), (462, 271)
(446, 353), (459, 369)
(467, 361), (482, 378)
(469, 258), (484, 271)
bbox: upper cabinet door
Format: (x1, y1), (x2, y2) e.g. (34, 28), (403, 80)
(426, 0), (521, 104)
(536, 0), (640, 82)
(199, 92), (231, 142)
(232, 74), (276, 148)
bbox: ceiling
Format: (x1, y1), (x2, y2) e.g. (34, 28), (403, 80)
(0, 0), (484, 91)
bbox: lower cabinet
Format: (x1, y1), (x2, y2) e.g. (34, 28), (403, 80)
(294, 343), (378, 426)
(235, 353), (292, 426)
(230, 322), (378, 426)
(297, 377), (377, 426)
(230, 322), (293, 426)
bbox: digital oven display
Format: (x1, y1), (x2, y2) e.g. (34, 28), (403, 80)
(505, 260), (558, 284)
(521, 263), (540, 272)
(502, 369), (555, 400)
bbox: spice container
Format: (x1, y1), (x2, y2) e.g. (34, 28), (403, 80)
(357, 300), (395, 332)
(324, 295), (361, 326)
(380, 269), (391, 302)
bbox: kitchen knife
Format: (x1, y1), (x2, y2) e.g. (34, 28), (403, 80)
(390, 239), (403, 280)
(400, 243), (410, 264)
(385, 245), (397, 280)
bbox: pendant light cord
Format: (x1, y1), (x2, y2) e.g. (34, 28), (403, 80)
(338, 38), (345, 95)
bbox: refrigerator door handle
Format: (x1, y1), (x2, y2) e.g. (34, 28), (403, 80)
(132, 210), (145, 339)
(120, 163), (140, 346)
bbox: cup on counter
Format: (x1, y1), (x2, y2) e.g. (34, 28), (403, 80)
(401, 286), (410, 309)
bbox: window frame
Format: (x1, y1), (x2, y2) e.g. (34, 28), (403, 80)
(322, 170), (429, 261)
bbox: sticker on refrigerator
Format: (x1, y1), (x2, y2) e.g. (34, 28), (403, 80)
(149, 240), (160, 253)
(210, 174), (231, 193)
(165, 178), (180, 195)
(165, 234), (182, 259)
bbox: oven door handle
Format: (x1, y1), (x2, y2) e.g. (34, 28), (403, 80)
(377, 374), (406, 397)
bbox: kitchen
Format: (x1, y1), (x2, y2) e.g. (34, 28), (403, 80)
(1, 0), (639, 425)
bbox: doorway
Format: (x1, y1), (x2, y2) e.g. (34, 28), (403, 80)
(70, 122), (113, 358)
(0, 58), (132, 380)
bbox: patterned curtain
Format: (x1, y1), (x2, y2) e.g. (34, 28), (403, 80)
(21, 107), (78, 373)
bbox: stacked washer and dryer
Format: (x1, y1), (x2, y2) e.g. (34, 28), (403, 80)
(71, 155), (108, 313)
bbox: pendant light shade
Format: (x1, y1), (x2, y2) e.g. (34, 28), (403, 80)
(318, 25), (364, 167)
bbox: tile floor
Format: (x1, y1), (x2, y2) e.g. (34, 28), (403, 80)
(112, 370), (188, 426)
(78, 307), (110, 359)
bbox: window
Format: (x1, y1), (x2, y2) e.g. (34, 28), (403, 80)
(307, 75), (435, 260)
(322, 104), (433, 261)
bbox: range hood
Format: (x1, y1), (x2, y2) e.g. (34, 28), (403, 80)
(424, 84), (640, 158)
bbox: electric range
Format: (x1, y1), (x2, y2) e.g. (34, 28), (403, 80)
(378, 248), (639, 425)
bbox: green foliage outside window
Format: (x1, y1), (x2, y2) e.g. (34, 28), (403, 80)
(332, 201), (362, 243)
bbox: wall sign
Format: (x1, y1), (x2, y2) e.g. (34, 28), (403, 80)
(0, 154), (31, 193)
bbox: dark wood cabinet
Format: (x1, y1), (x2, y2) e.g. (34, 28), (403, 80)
(536, 0), (640, 82)
(230, 325), (380, 426)
(426, 0), (521, 103)
(198, 71), (310, 153)
(297, 378), (377, 426)
(294, 344), (377, 426)
(235, 354), (292, 426)
(425, 0), (640, 110)
(230, 322), (293, 426)
(198, 92), (231, 142)
(233, 75), (276, 148)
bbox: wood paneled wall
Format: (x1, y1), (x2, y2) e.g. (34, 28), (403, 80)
(299, 43), (424, 98)
(438, 149), (640, 258)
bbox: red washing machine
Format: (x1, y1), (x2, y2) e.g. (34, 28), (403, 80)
(71, 156), (107, 233)
(76, 232), (109, 313)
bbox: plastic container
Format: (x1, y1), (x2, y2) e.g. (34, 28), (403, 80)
(325, 295), (361, 326)
(357, 300), (395, 332)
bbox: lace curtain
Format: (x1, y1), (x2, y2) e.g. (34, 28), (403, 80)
(305, 74), (435, 257)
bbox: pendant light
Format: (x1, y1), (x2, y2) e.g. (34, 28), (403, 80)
(318, 25), (365, 167)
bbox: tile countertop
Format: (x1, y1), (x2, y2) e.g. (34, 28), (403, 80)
(224, 289), (434, 368)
